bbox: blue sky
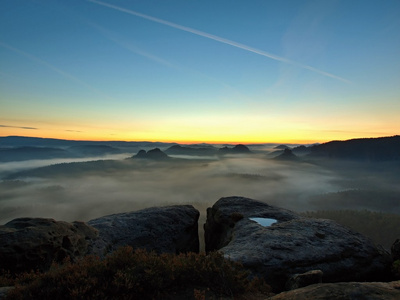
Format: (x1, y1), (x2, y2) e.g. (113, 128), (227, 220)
(1, 0), (399, 143)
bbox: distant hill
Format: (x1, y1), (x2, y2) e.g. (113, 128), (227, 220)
(0, 146), (73, 162)
(218, 144), (252, 155)
(274, 145), (289, 150)
(291, 145), (311, 156)
(0, 136), (176, 149)
(0, 136), (178, 162)
(273, 148), (298, 161)
(4, 159), (131, 180)
(308, 136), (400, 161)
(165, 145), (217, 156)
(132, 148), (170, 160)
(0, 136), (80, 148)
(68, 145), (122, 157)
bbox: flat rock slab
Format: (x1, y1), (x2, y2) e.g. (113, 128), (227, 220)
(204, 197), (392, 292)
(268, 280), (400, 300)
(0, 218), (98, 273)
(88, 205), (200, 256)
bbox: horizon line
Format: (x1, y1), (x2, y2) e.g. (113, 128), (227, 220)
(1, 134), (397, 146)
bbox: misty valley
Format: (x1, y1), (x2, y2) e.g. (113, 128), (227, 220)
(1, 135), (400, 250)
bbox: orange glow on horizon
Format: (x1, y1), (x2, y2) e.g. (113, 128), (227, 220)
(1, 126), (398, 145)
(1, 118), (398, 145)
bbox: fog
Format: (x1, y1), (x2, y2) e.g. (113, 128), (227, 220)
(0, 153), (133, 178)
(1, 154), (399, 225)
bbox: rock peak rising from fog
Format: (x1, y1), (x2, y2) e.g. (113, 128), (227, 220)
(0, 135), (400, 227)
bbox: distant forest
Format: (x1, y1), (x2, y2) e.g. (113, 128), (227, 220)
(302, 210), (400, 250)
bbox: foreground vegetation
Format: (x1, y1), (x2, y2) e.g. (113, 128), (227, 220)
(0, 247), (270, 300)
(301, 209), (400, 249)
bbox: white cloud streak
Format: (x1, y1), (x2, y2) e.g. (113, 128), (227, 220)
(88, 0), (351, 83)
(87, 21), (175, 68)
(0, 124), (38, 130)
(0, 41), (112, 99)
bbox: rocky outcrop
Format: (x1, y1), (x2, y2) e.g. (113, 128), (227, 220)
(204, 197), (392, 292)
(0, 205), (200, 274)
(285, 270), (323, 290)
(204, 196), (298, 252)
(165, 145), (217, 156)
(268, 280), (400, 300)
(218, 144), (252, 155)
(0, 218), (98, 273)
(88, 205), (200, 256)
(133, 148), (170, 160)
(308, 135), (400, 161)
(274, 148), (299, 161)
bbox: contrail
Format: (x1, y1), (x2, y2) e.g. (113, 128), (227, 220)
(88, 0), (350, 83)
(87, 21), (175, 68)
(0, 41), (112, 99)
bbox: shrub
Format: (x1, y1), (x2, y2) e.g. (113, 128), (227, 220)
(393, 260), (400, 279)
(1, 247), (270, 299)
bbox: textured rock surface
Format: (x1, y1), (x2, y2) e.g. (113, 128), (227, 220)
(0, 218), (98, 273)
(268, 281), (400, 300)
(204, 196), (298, 252)
(204, 197), (392, 291)
(88, 205), (199, 256)
(285, 270), (323, 290)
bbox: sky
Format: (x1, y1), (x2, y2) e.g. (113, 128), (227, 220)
(0, 0), (399, 144)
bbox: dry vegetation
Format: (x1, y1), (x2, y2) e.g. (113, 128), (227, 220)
(0, 247), (270, 300)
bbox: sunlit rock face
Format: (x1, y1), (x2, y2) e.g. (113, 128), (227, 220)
(204, 196), (392, 292)
(88, 205), (200, 256)
(0, 218), (98, 273)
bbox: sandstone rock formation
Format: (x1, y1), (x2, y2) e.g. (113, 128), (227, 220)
(268, 280), (400, 300)
(285, 270), (323, 290)
(0, 218), (98, 273)
(132, 148), (170, 160)
(88, 205), (200, 256)
(274, 148), (299, 161)
(204, 197), (392, 291)
(165, 144), (217, 156)
(218, 144), (252, 155)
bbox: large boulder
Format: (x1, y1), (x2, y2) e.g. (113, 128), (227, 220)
(88, 205), (200, 256)
(204, 197), (392, 292)
(0, 218), (98, 273)
(268, 280), (400, 300)
(285, 270), (323, 290)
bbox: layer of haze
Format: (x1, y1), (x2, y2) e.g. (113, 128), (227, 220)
(1, 154), (399, 226)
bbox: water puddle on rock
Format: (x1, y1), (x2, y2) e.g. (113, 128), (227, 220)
(249, 217), (277, 227)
